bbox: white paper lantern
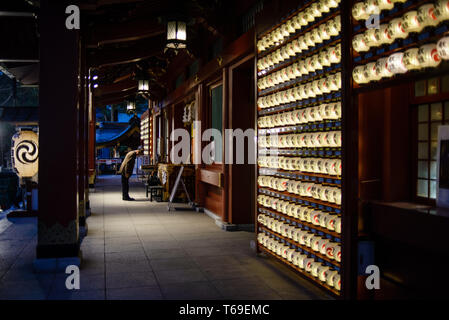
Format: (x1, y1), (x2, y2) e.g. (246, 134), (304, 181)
(319, 23), (331, 42)
(435, 0), (449, 22)
(387, 52), (408, 74)
(418, 43), (442, 67)
(387, 18), (409, 40)
(286, 19), (296, 34)
(378, 0), (394, 10)
(352, 2), (369, 21)
(305, 32), (315, 47)
(319, 0), (331, 13)
(375, 57), (393, 78)
(363, 61), (382, 82)
(353, 33), (370, 52)
(363, 28), (378, 48)
(326, 0), (340, 9)
(310, 2), (322, 18)
(374, 24), (394, 45)
(328, 44), (341, 64)
(437, 36), (449, 60)
(365, 0), (380, 16)
(417, 4), (439, 28)
(304, 9), (315, 23)
(402, 10), (422, 33)
(311, 54), (323, 71)
(319, 49), (331, 67)
(311, 28), (323, 44)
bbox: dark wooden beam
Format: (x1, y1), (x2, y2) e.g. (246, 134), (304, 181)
(95, 90), (137, 106)
(88, 35), (165, 68)
(86, 19), (164, 48)
(80, 0), (145, 10)
(93, 79), (137, 97)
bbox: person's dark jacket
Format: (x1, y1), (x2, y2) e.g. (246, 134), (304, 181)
(118, 150), (139, 178)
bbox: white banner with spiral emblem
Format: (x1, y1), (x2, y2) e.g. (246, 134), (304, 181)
(11, 130), (39, 178)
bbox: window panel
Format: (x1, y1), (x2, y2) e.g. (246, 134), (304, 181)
(430, 180), (437, 199)
(430, 161), (437, 180)
(428, 78), (439, 95)
(431, 141), (438, 160)
(415, 80), (426, 97)
(442, 75), (449, 92)
(445, 102), (449, 121)
(418, 142), (428, 159)
(431, 122), (440, 141)
(431, 103), (443, 121)
(418, 161), (429, 179)
(418, 123), (428, 140)
(417, 179), (428, 197)
(418, 104), (429, 122)
(211, 85), (223, 163)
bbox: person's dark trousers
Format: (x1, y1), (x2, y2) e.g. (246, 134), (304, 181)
(121, 174), (130, 199)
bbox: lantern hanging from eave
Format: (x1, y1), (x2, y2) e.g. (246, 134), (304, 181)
(127, 99), (136, 111)
(166, 20), (187, 49)
(138, 79), (150, 92)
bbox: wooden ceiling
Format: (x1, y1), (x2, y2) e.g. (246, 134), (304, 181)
(1, 0), (259, 106)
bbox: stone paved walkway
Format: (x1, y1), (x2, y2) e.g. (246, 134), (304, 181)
(0, 175), (332, 300)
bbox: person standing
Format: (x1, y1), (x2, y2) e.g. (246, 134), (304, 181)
(118, 148), (143, 200)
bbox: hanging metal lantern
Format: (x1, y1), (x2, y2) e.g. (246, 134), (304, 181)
(166, 20), (187, 49)
(127, 99), (136, 111)
(138, 79), (149, 92)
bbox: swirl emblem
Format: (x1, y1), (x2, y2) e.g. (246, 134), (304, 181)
(15, 140), (38, 164)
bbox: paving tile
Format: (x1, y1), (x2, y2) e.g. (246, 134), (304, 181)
(48, 289), (105, 300)
(105, 250), (148, 263)
(211, 276), (279, 298)
(184, 246), (231, 257)
(154, 267), (207, 285)
(200, 264), (253, 281)
(150, 257), (197, 271)
(160, 281), (222, 300)
(106, 286), (163, 300)
(105, 242), (145, 253)
(146, 248), (188, 260)
(106, 260), (152, 275)
(106, 271), (158, 289)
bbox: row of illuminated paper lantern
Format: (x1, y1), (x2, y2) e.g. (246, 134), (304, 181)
(259, 131), (342, 148)
(258, 102), (341, 128)
(352, 0), (449, 23)
(257, 195), (341, 233)
(257, 0), (341, 52)
(258, 214), (341, 255)
(258, 176), (342, 205)
(353, 2), (449, 53)
(257, 16), (341, 73)
(258, 156), (341, 176)
(257, 73), (342, 109)
(258, 213), (341, 258)
(257, 232), (341, 290)
(353, 36), (449, 84)
(258, 44), (341, 90)
(257, 232), (342, 290)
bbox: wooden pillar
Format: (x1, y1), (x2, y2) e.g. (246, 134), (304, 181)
(88, 80), (96, 187)
(341, 0), (358, 299)
(37, 0), (80, 259)
(78, 38), (86, 227)
(84, 54), (90, 211)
